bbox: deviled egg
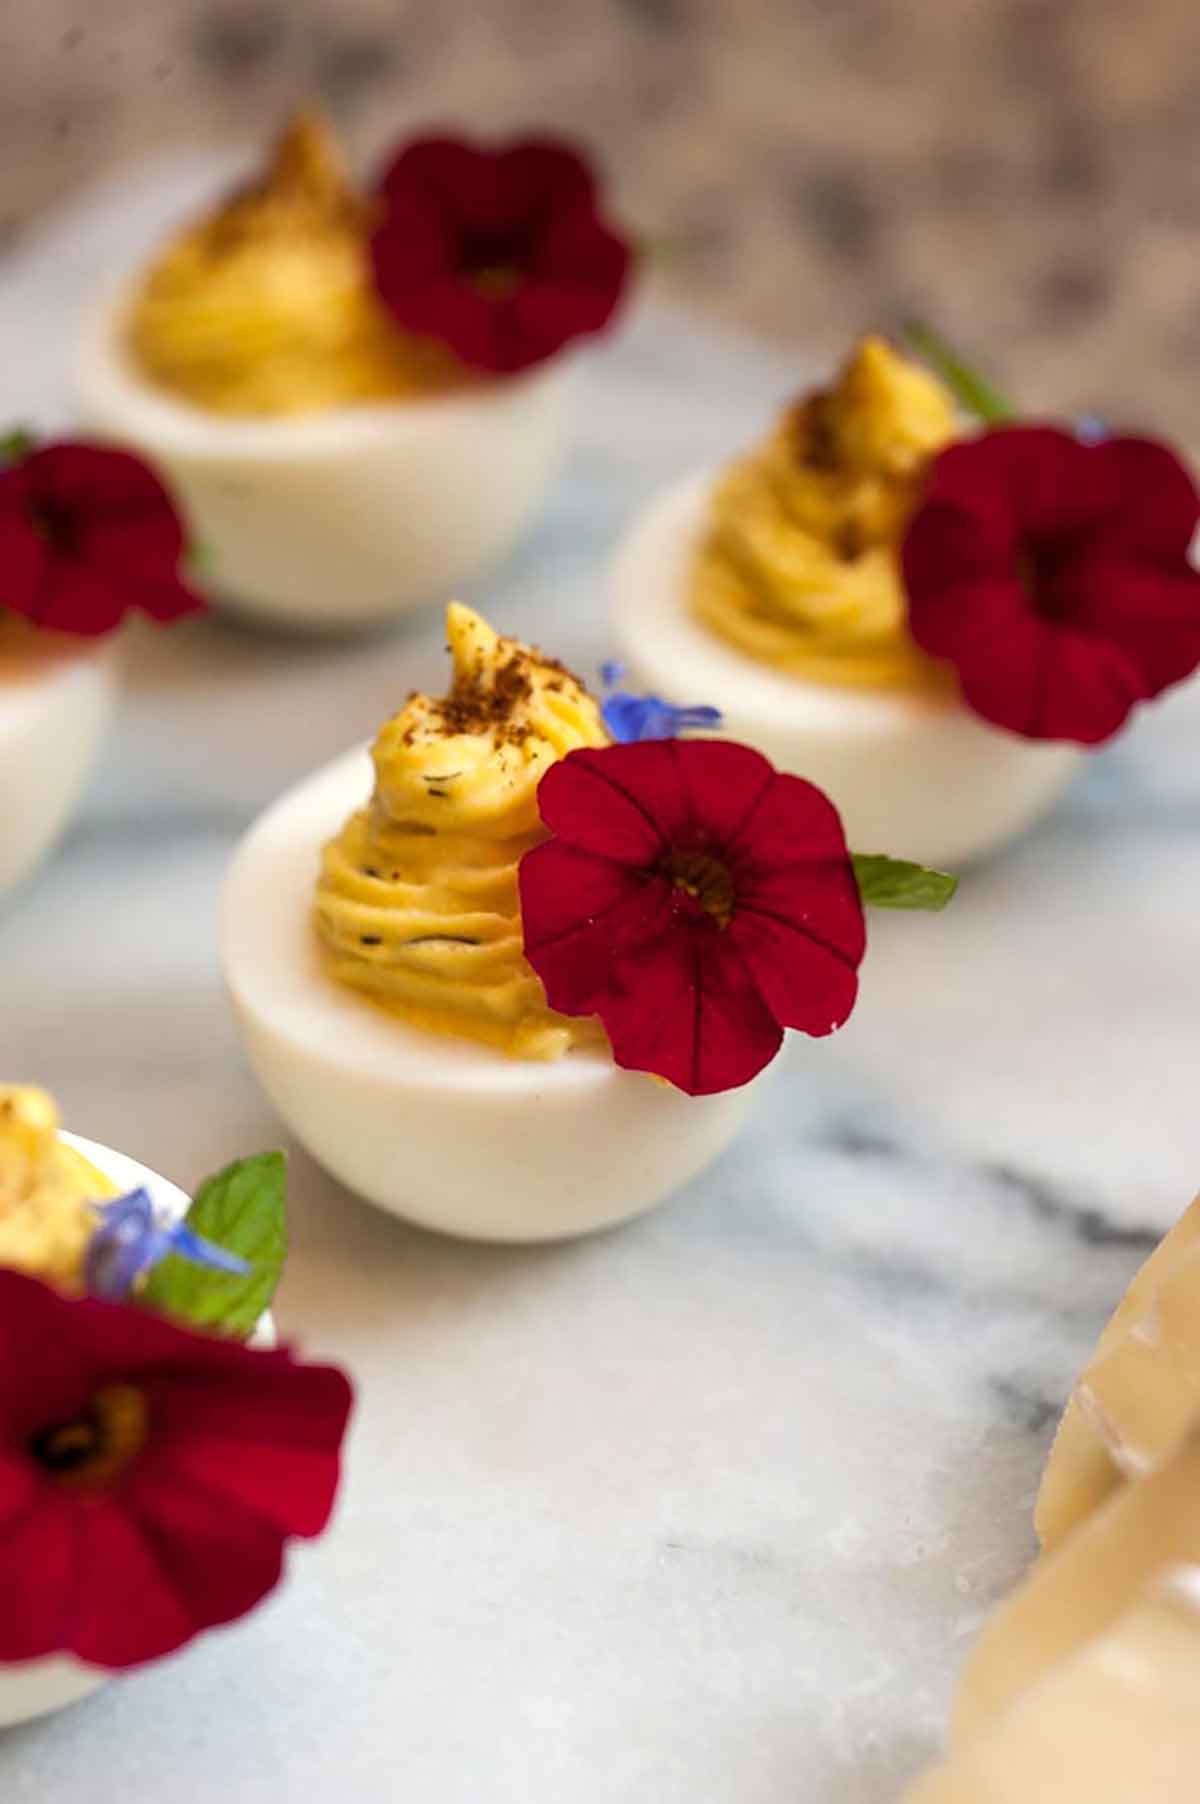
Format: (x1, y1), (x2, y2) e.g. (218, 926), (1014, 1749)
(612, 338), (1082, 868)
(223, 605), (756, 1241)
(0, 1086), (333, 1732)
(75, 115), (581, 632)
(0, 623), (116, 902)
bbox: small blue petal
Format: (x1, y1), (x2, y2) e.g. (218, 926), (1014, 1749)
(168, 1224), (251, 1277)
(601, 686), (723, 744)
(95, 1189), (156, 1230)
(84, 1187), (250, 1301)
(599, 660), (626, 688)
(1076, 414), (1108, 445)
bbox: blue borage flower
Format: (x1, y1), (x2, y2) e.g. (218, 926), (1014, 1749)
(85, 1187), (251, 1302)
(600, 662), (722, 744)
(1075, 415), (1108, 445)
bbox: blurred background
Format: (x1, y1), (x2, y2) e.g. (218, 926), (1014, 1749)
(1, 0), (1198, 441)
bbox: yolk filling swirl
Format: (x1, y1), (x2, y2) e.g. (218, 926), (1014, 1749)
(316, 605), (610, 1059)
(691, 335), (959, 689)
(128, 111), (468, 417)
(0, 1086), (115, 1289)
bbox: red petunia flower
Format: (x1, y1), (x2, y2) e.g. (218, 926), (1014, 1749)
(519, 739), (865, 1095)
(902, 425), (1200, 745)
(370, 134), (632, 375)
(0, 1269), (352, 1670)
(0, 440), (205, 637)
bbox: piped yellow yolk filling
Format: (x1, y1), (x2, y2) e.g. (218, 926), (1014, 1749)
(691, 335), (959, 689)
(128, 111), (467, 417)
(316, 605), (610, 1059)
(0, 1085), (115, 1289)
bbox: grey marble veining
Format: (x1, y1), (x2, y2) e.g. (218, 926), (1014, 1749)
(1, 157), (1200, 1803)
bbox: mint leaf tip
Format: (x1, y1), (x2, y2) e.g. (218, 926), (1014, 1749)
(141, 1150), (288, 1339)
(852, 853), (958, 912)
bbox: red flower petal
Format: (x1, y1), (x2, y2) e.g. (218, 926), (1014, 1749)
(521, 740), (865, 1093)
(919, 427), (1103, 539)
(1061, 553), (1200, 692)
(904, 424), (1200, 744)
(725, 773), (864, 1035)
(601, 919), (784, 1095)
(519, 841), (662, 1016)
(113, 1464), (287, 1661)
(899, 498), (1014, 599)
(0, 1489), (88, 1662)
(162, 1437), (346, 1537)
(0, 1450), (38, 1534)
(0, 440), (203, 637)
(493, 137), (599, 221)
(535, 739), (779, 865)
(371, 132), (630, 374)
(380, 136), (500, 221)
(0, 1265), (98, 1436)
(0, 1271), (352, 1669)
(29, 444), (185, 547)
(62, 1496), (200, 1669)
(534, 745), (673, 863)
(0, 479), (50, 615)
(1085, 436), (1200, 559)
(22, 557), (141, 636)
(380, 135), (598, 233)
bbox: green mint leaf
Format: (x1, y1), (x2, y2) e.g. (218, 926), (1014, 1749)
(0, 427), (36, 466)
(853, 853), (958, 911)
(902, 320), (1015, 424)
(141, 1152), (288, 1339)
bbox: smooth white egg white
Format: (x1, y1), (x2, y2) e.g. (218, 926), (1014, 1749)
(611, 471), (1085, 868)
(222, 748), (758, 1242)
(0, 1137), (277, 1728)
(76, 286), (574, 633)
(0, 645), (117, 903)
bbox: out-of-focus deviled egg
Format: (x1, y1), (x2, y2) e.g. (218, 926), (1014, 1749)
(223, 604), (758, 1240)
(0, 430), (205, 902)
(0, 621), (116, 902)
(77, 112), (633, 633)
(612, 337), (1083, 868)
(0, 1086), (349, 1731)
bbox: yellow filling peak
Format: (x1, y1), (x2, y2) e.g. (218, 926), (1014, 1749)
(0, 1085), (115, 1289)
(316, 605), (610, 1059)
(691, 335), (959, 688)
(128, 110), (467, 417)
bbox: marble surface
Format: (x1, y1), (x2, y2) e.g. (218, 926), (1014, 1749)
(3, 156), (1200, 1804)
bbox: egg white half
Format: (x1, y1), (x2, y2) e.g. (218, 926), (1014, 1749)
(0, 645), (117, 903)
(611, 471), (1084, 868)
(222, 747), (757, 1242)
(76, 286), (573, 633)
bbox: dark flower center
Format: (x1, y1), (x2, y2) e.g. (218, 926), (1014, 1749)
(458, 229), (533, 298)
(30, 1384), (148, 1491)
(662, 850), (735, 929)
(29, 498), (80, 554)
(1018, 535), (1075, 618)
